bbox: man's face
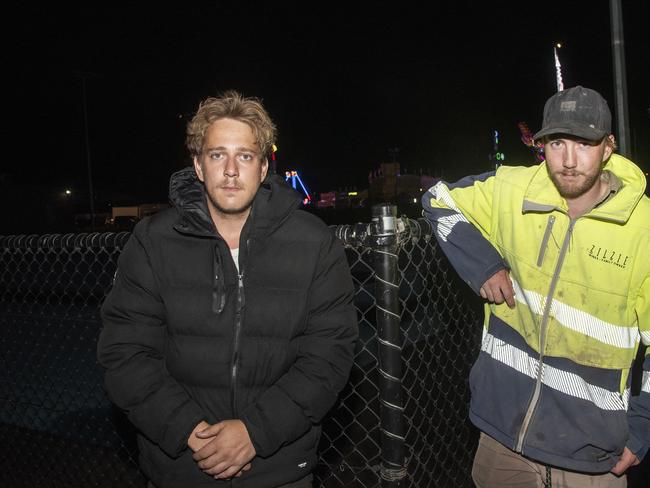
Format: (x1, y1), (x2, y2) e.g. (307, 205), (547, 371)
(544, 135), (613, 199)
(193, 118), (268, 220)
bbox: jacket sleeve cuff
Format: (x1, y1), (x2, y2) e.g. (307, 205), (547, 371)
(473, 259), (509, 294)
(159, 402), (206, 458)
(627, 429), (649, 462)
(240, 387), (310, 458)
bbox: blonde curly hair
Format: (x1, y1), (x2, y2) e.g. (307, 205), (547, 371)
(186, 90), (277, 159)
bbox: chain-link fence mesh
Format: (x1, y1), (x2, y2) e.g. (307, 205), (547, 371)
(0, 218), (479, 488)
(398, 219), (482, 487)
(0, 233), (146, 488)
(314, 214), (482, 488)
(12, 208), (647, 487)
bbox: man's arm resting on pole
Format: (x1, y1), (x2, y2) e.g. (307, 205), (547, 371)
(421, 174), (510, 297)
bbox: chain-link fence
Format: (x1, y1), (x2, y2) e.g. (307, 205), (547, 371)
(314, 206), (482, 488)
(0, 232), (146, 488)
(4, 207), (644, 487)
(0, 207), (482, 488)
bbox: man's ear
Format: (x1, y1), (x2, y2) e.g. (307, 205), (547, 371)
(260, 158), (269, 182)
(193, 156), (204, 182)
(602, 135), (615, 162)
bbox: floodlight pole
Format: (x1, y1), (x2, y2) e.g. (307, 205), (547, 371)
(80, 73), (96, 230)
(609, 0), (631, 157)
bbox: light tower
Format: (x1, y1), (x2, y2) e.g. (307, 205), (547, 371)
(554, 43), (564, 92)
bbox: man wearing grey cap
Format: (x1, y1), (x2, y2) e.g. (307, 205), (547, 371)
(422, 85), (650, 487)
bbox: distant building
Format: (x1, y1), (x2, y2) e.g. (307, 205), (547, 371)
(368, 162), (439, 205)
(316, 189), (368, 209)
(109, 203), (169, 221)
(313, 161), (439, 215)
(103, 203), (170, 231)
(317, 191), (337, 208)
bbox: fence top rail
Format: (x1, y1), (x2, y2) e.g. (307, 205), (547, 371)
(1, 217), (434, 251)
(0, 232), (133, 250)
(330, 217), (433, 248)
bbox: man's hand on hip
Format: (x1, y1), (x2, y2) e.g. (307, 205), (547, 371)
(610, 447), (640, 476)
(480, 269), (515, 309)
(192, 419), (256, 479)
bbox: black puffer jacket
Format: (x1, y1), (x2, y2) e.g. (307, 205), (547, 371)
(97, 168), (358, 487)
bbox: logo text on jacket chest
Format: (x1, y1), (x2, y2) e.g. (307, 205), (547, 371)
(588, 244), (630, 269)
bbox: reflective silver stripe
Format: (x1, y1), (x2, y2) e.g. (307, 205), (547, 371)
(482, 333), (628, 411)
(642, 371), (650, 394)
(429, 183), (469, 242)
(641, 330), (650, 346)
(482, 332), (539, 378)
(510, 278), (638, 350)
(511, 278), (545, 315)
(436, 215), (467, 242)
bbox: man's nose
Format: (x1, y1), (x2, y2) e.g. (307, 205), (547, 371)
(223, 158), (238, 177)
(563, 144), (577, 168)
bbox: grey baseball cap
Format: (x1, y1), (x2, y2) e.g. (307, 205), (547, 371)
(533, 85), (611, 142)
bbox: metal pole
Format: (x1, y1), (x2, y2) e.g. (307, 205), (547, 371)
(609, 0), (631, 157)
(371, 203), (407, 487)
(81, 74), (96, 230)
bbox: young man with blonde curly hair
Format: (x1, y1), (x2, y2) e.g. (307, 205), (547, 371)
(98, 90), (358, 488)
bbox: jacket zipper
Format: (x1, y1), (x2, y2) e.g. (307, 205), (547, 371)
(230, 272), (244, 416)
(230, 238), (249, 417)
(516, 218), (575, 453)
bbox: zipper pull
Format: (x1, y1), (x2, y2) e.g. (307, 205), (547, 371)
(238, 274), (245, 310)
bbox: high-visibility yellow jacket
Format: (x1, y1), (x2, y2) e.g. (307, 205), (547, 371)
(422, 154), (650, 473)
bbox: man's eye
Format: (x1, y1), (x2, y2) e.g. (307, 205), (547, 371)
(239, 153), (253, 161)
(209, 152), (223, 160)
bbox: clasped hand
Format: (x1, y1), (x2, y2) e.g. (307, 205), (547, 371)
(189, 419), (256, 479)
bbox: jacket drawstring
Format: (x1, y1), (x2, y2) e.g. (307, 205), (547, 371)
(212, 245), (226, 314)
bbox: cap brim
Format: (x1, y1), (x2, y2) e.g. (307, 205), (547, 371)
(533, 126), (607, 142)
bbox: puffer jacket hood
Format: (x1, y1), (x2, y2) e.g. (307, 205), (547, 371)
(168, 166), (302, 238)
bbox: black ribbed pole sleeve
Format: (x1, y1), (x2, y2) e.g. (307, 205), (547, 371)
(371, 203), (407, 487)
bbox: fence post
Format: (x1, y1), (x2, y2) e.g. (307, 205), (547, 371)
(371, 203), (407, 487)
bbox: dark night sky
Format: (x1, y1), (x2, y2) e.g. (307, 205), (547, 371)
(2, 1), (649, 233)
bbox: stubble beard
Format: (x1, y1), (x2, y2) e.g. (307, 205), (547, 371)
(206, 187), (256, 217)
(550, 170), (601, 199)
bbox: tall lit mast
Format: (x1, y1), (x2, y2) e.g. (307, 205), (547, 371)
(554, 43), (564, 92)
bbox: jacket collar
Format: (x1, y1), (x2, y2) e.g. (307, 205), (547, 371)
(168, 167), (302, 238)
(522, 154), (646, 223)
